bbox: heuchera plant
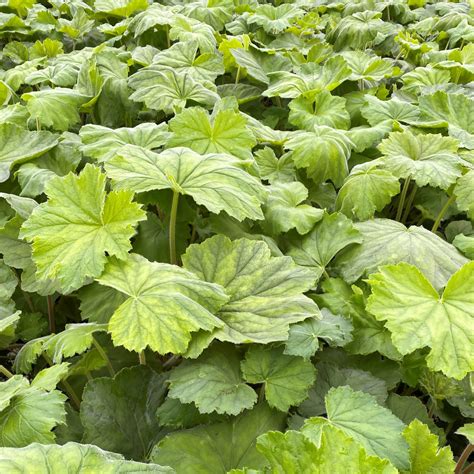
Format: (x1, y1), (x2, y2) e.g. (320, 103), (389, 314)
(0, 0), (473, 472)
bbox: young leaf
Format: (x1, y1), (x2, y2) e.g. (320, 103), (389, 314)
(20, 164), (146, 293)
(168, 343), (257, 416)
(367, 261), (474, 379)
(96, 253), (228, 354)
(105, 145), (267, 221)
(241, 345), (316, 411)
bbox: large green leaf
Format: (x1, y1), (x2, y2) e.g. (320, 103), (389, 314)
(454, 169), (474, 220)
(241, 345), (316, 411)
(247, 4), (304, 35)
(336, 166), (400, 221)
(20, 164), (146, 293)
(105, 145), (266, 221)
(79, 123), (170, 162)
(94, 0), (148, 18)
(361, 96), (420, 127)
(378, 130), (462, 190)
(168, 343), (256, 416)
(334, 219), (468, 291)
(0, 123), (58, 183)
(302, 386), (409, 470)
(262, 182), (324, 236)
(257, 425), (397, 473)
(96, 253), (228, 354)
(81, 366), (167, 460)
(367, 262), (474, 379)
(182, 235), (319, 347)
(167, 106), (256, 160)
(0, 442), (174, 472)
(151, 403), (286, 474)
(129, 68), (219, 114)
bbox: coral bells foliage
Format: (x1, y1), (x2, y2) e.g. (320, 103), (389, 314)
(0, 0), (474, 472)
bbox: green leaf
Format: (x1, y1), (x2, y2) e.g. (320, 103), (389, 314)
(0, 376), (66, 447)
(456, 423), (474, 444)
(289, 91), (350, 131)
(334, 219), (468, 291)
(105, 146), (266, 221)
(13, 335), (52, 373)
(20, 164), (146, 293)
(22, 88), (90, 131)
(285, 126), (353, 187)
(302, 386), (409, 470)
(284, 309), (353, 360)
(241, 345), (316, 411)
(79, 123), (170, 162)
(43, 323), (108, 363)
(168, 343), (257, 416)
(170, 15), (217, 54)
(342, 51), (396, 82)
(361, 96), (420, 127)
(81, 366), (167, 460)
(288, 211), (362, 280)
(182, 235), (319, 346)
(367, 262), (474, 379)
(254, 147), (296, 184)
(31, 363), (70, 391)
(403, 420), (455, 473)
(96, 253), (228, 354)
(0, 442), (174, 472)
(248, 4), (304, 35)
(262, 182), (324, 236)
(257, 426), (397, 473)
(336, 166), (401, 221)
(94, 0), (148, 18)
(0, 123), (58, 183)
(378, 130), (462, 190)
(129, 68), (219, 114)
(454, 169), (474, 220)
(263, 57), (351, 98)
(167, 107), (256, 161)
(0, 312), (20, 349)
(151, 403), (286, 474)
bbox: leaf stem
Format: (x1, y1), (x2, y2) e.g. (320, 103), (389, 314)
(235, 66), (241, 85)
(0, 365), (14, 379)
(401, 183), (418, 224)
(431, 194), (455, 233)
(396, 177), (411, 222)
(169, 190), (180, 265)
(139, 350), (146, 365)
(47, 295), (56, 334)
(35, 117), (41, 131)
(92, 337), (115, 377)
(455, 444), (474, 474)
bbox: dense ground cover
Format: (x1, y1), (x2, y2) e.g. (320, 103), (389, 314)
(0, 0), (473, 472)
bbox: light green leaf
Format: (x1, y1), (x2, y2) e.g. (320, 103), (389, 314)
(105, 146), (266, 221)
(342, 51), (395, 82)
(94, 0), (148, 18)
(361, 96), (420, 127)
(336, 166), (400, 221)
(289, 91), (350, 131)
(169, 15), (217, 54)
(254, 147), (296, 184)
(79, 123), (170, 162)
(0, 123), (58, 183)
(182, 235), (320, 346)
(129, 68), (219, 114)
(453, 234), (474, 259)
(167, 107), (256, 161)
(168, 344), (257, 416)
(302, 386), (409, 470)
(0, 377), (66, 447)
(96, 253), (228, 354)
(151, 403), (286, 474)
(43, 323), (108, 363)
(288, 211), (362, 280)
(81, 366), (167, 460)
(20, 164), (146, 293)
(285, 126), (353, 187)
(367, 262), (474, 379)
(0, 442), (174, 473)
(454, 170), (474, 220)
(0, 312), (21, 349)
(263, 57), (351, 98)
(403, 420), (455, 474)
(262, 182), (324, 236)
(13, 335), (52, 374)
(257, 425), (397, 473)
(334, 219), (468, 291)
(456, 423), (474, 444)
(284, 310), (353, 360)
(30, 363), (69, 392)
(248, 4), (304, 35)
(241, 345), (316, 411)
(378, 130), (462, 190)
